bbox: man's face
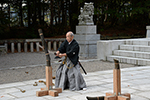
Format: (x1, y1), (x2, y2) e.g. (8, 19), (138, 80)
(66, 32), (73, 43)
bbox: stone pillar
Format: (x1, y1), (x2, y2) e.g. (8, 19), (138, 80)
(146, 26), (150, 38)
(30, 42), (34, 52)
(36, 42), (39, 52)
(75, 25), (100, 58)
(4, 42), (8, 53)
(17, 43), (21, 52)
(53, 41), (57, 51)
(24, 42), (27, 52)
(11, 43), (14, 53)
(59, 41), (62, 48)
(48, 41), (51, 51)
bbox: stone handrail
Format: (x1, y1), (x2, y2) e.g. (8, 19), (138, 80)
(0, 38), (65, 53)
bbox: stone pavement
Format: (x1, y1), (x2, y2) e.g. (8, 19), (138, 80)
(0, 66), (150, 100)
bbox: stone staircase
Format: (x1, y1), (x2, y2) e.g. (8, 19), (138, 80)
(106, 39), (150, 65)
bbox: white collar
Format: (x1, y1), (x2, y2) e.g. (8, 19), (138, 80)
(69, 39), (73, 44)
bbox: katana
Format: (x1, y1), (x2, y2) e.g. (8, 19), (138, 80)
(54, 53), (87, 75)
(37, 43), (87, 75)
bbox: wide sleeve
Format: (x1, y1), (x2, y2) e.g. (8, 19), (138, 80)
(58, 40), (67, 53)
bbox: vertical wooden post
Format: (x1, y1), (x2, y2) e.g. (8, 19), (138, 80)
(36, 29), (62, 97)
(104, 59), (130, 100)
(113, 59), (121, 96)
(46, 66), (53, 90)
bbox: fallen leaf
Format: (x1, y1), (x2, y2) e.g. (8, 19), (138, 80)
(1, 96), (4, 98)
(20, 89), (26, 93)
(39, 80), (44, 83)
(33, 83), (38, 86)
(25, 72), (29, 74)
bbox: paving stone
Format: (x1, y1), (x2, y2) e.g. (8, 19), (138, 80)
(0, 82), (26, 89)
(136, 91), (150, 99)
(0, 66), (150, 100)
(131, 94), (149, 100)
(14, 96), (47, 100)
(0, 93), (15, 100)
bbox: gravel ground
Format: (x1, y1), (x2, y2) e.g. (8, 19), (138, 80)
(0, 52), (137, 84)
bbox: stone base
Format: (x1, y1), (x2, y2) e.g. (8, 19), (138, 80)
(78, 42), (97, 58)
(76, 25), (96, 34)
(75, 25), (100, 58)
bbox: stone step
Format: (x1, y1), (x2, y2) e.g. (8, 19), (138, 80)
(125, 39), (150, 46)
(113, 50), (150, 59)
(120, 45), (150, 52)
(107, 55), (150, 65)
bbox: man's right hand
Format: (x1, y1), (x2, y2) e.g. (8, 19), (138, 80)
(55, 51), (60, 56)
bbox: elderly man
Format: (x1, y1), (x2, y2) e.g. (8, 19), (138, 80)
(55, 31), (86, 91)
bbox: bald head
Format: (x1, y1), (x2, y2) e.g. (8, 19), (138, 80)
(66, 31), (74, 43)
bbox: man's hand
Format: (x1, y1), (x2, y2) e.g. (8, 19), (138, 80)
(55, 51), (60, 56)
(58, 53), (67, 58)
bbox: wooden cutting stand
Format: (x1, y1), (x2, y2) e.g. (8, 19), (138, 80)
(36, 29), (62, 97)
(105, 59), (131, 100)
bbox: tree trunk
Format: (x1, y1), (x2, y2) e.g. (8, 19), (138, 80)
(27, 0), (31, 27)
(19, 0), (23, 27)
(38, 0), (42, 25)
(50, 0), (54, 25)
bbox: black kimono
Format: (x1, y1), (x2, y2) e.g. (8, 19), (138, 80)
(55, 39), (86, 91)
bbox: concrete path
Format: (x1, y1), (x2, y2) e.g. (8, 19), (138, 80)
(0, 66), (150, 100)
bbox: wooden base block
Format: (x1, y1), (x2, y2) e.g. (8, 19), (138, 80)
(86, 96), (105, 100)
(105, 96), (117, 100)
(106, 92), (114, 96)
(54, 88), (62, 93)
(122, 93), (130, 99)
(49, 90), (58, 97)
(36, 90), (48, 97)
(118, 96), (129, 100)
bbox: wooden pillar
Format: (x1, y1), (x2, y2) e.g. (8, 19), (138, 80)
(17, 43), (21, 53)
(24, 42), (27, 52)
(104, 59), (130, 100)
(36, 42), (39, 52)
(46, 66), (53, 90)
(30, 42), (33, 52)
(113, 59), (121, 96)
(36, 29), (62, 97)
(11, 43), (14, 53)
